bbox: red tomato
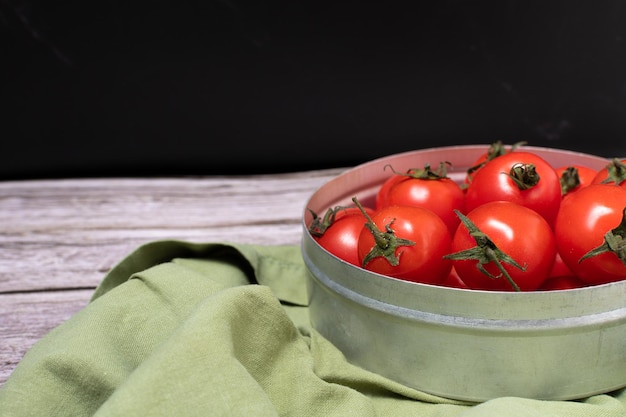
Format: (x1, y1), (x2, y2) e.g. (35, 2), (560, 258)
(591, 158), (626, 187)
(464, 151), (562, 227)
(376, 173), (405, 209)
(554, 184), (626, 285)
(537, 275), (588, 291)
(555, 164), (599, 195)
(536, 252), (587, 290)
(357, 204), (452, 284)
(465, 140), (526, 185)
(309, 206), (374, 266)
(445, 201), (557, 291)
(377, 164), (465, 236)
(548, 252), (574, 279)
(439, 266), (469, 289)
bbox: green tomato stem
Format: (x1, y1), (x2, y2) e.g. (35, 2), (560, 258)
(352, 196), (415, 268)
(506, 163), (540, 190)
(559, 166), (581, 195)
(443, 210), (525, 291)
(579, 207), (626, 266)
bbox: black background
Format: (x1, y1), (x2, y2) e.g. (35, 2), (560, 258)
(2, 0), (626, 180)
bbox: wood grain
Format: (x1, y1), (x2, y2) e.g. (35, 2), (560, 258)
(0, 168), (344, 386)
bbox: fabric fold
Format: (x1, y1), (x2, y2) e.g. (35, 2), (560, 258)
(1, 240), (625, 416)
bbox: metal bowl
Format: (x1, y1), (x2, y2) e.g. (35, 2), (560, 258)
(301, 145), (626, 402)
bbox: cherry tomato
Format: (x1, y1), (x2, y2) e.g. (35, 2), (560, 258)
(445, 201), (557, 291)
(439, 266), (469, 289)
(555, 164), (599, 195)
(554, 184), (626, 285)
(375, 173), (405, 209)
(591, 158), (626, 187)
(536, 252), (587, 290)
(537, 274), (588, 291)
(465, 140), (526, 185)
(377, 163), (465, 236)
(548, 252), (574, 279)
(357, 204), (452, 284)
(464, 151), (562, 227)
(309, 206), (374, 266)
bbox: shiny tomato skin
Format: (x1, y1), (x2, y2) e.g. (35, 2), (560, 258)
(439, 266), (469, 289)
(591, 159), (626, 187)
(464, 151), (562, 227)
(554, 184), (626, 285)
(357, 205), (452, 284)
(381, 176), (465, 236)
(375, 174), (405, 209)
(555, 164), (599, 195)
(548, 252), (574, 279)
(315, 207), (373, 266)
(450, 201), (557, 291)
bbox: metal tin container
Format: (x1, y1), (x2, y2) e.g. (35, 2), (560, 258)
(301, 145), (626, 402)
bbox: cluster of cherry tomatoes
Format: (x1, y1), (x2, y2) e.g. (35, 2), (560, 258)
(308, 142), (626, 291)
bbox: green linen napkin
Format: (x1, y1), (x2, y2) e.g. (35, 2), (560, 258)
(1, 240), (626, 416)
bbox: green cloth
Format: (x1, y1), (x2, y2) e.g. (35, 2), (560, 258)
(1, 240), (626, 416)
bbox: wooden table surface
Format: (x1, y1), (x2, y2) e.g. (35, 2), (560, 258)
(0, 168), (344, 387)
